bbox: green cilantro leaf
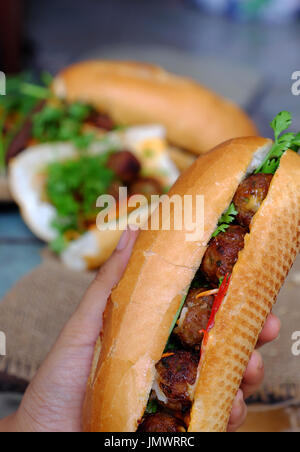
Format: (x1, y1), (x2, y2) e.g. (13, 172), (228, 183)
(292, 132), (300, 147)
(46, 153), (116, 252)
(278, 133), (295, 145)
(212, 203), (238, 238)
(270, 111), (292, 141)
(146, 400), (159, 414)
(0, 72), (51, 170)
(259, 159), (278, 174)
(67, 102), (92, 122)
(218, 276), (224, 287)
(255, 111), (300, 175)
(219, 203), (238, 224)
(32, 102), (95, 151)
(20, 82), (51, 100)
(50, 234), (68, 254)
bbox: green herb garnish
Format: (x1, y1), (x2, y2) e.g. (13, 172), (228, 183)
(46, 153), (115, 252)
(50, 235), (68, 254)
(20, 82), (51, 100)
(0, 72), (52, 171)
(146, 399), (159, 414)
(255, 111), (300, 174)
(0, 72), (48, 170)
(212, 203), (238, 238)
(32, 102), (94, 149)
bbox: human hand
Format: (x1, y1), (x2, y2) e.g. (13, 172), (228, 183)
(2, 229), (139, 432)
(0, 229), (281, 432)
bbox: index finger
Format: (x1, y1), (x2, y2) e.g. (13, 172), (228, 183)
(64, 228), (139, 345)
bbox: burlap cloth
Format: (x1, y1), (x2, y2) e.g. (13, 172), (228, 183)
(0, 249), (299, 404)
(0, 176), (12, 202)
(0, 250), (95, 380)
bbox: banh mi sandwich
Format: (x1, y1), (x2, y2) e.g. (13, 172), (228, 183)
(52, 60), (257, 166)
(9, 124), (179, 271)
(83, 112), (300, 432)
(0, 72), (50, 201)
(0, 72), (50, 169)
(8, 60), (256, 269)
(1, 61), (256, 181)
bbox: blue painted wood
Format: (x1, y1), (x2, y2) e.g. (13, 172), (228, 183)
(0, 207), (39, 240)
(0, 205), (43, 298)
(0, 242), (43, 299)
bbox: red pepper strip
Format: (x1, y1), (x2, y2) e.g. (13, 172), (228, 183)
(199, 273), (231, 347)
(199, 329), (209, 347)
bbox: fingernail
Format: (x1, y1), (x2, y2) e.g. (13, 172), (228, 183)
(116, 229), (130, 251)
(254, 351), (264, 370)
(258, 358), (264, 371)
(233, 390), (244, 417)
(236, 389), (244, 404)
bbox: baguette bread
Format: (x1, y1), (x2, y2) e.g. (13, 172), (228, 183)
(83, 137), (300, 432)
(52, 60), (257, 156)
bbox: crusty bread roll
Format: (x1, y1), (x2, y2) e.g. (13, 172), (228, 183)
(9, 125), (179, 271)
(52, 60), (257, 156)
(82, 137), (300, 432)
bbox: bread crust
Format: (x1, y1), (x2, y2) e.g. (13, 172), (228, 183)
(53, 60), (257, 155)
(83, 137), (278, 432)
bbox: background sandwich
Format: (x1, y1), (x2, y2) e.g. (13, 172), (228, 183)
(7, 60), (257, 270)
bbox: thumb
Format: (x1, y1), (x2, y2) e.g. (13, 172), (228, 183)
(61, 228), (139, 346)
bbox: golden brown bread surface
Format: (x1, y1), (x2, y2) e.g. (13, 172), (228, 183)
(82, 137), (276, 432)
(53, 60), (258, 155)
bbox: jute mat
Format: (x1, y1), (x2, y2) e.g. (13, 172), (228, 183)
(0, 249), (299, 404)
(0, 176), (12, 202)
(252, 253), (300, 404)
(0, 250), (95, 380)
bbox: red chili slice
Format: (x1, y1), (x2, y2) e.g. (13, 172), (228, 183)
(199, 273), (231, 346)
